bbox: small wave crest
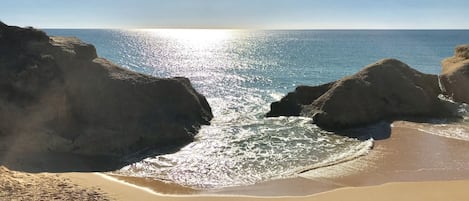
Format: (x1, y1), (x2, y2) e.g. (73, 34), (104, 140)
(269, 92), (285, 101)
(411, 123), (469, 141)
(385, 100), (469, 141)
(394, 121), (469, 143)
(296, 138), (373, 174)
(116, 116), (373, 189)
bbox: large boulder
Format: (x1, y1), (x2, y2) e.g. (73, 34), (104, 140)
(268, 59), (457, 132)
(440, 44), (469, 103)
(266, 82), (334, 117)
(0, 22), (213, 158)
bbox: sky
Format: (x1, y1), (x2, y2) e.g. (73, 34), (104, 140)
(1, 0), (468, 29)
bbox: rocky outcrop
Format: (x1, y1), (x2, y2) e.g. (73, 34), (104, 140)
(0, 22), (213, 158)
(440, 44), (469, 103)
(268, 59), (457, 132)
(266, 83), (334, 117)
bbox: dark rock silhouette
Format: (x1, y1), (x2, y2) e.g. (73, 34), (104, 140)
(268, 59), (458, 133)
(440, 44), (469, 103)
(0, 21), (212, 170)
(266, 82), (334, 117)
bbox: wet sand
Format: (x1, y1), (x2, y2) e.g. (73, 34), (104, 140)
(302, 121), (469, 185)
(3, 121), (469, 200)
(104, 120), (469, 197)
(214, 121), (469, 195)
(65, 172), (469, 201)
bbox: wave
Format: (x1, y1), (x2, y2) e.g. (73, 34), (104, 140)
(116, 116), (374, 189)
(393, 102), (469, 142)
(296, 138), (373, 174)
(397, 122), (469, 142)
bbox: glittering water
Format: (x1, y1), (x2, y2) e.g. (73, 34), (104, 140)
(45, 29), (469, 189)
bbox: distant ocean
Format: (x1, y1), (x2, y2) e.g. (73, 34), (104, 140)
(46, 29), (469, 189)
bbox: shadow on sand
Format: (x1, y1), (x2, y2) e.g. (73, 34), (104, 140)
(333, 116), (462, 141)
(0, 144), (187, 173)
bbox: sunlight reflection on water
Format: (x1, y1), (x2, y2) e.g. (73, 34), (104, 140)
(114, 29), (372, 189)
(44, 28), (469, 189)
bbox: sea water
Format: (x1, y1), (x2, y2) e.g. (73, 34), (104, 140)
(45, 29), (469, 189)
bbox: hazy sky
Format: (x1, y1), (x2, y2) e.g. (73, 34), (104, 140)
(1, 0), (468, 29)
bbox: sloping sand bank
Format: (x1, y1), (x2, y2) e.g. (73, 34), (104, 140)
(66, 172), (469, 201)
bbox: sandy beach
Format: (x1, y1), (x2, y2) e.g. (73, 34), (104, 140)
(2, 121), (469, 200)
(209, 121), (469, 196)
(2, 168), (468, 201)
(0, 166), (109, 201)
(66, 173), (469, 201)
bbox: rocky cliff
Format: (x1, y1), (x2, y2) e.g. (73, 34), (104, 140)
(440, 44), (469, 103)
(0, 22), (213, 160)
(268, 59), (457, 133)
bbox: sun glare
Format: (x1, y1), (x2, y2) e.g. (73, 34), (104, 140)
(140, 29), (235, 50)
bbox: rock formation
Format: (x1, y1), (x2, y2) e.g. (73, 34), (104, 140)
(268, 59), (457, 132)
(0, 22), (213, 160)
(440, 44), (469, 103)
(266, 82), (334, 117)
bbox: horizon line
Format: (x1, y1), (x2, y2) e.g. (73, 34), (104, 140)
(38, 26), (469, 31)
(5, 22), (468, 31)
(41, 28), (469, 31)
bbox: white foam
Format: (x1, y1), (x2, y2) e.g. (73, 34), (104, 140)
(116, 116), (374, 189)
(417, 125), (469, 141)
(298, 138), (373, 176)
(269, 92), (285, 101)
(395, 121), (469, 142)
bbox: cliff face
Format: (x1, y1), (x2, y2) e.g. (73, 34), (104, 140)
(268, 59), (458, 133)
(0, 22), (213, 158)
(440, 44), (469, 103)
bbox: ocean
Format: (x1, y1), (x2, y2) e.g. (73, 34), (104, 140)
(45, 29), (469, 189)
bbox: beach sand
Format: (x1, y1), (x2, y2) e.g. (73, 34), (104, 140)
(66, 172), (469, 201)
(209, 121), (469, 196)
(0, 166), (109, 201)
(2, 121), (469, 200)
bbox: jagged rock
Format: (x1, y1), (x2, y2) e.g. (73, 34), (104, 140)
(266, 82), (334, 117)
(440, 44), (469, 103)
(268, 59), (457, 132)
(0, 22), (213, 158)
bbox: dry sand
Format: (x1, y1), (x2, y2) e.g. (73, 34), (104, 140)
(65, 172), (469, 201)
(2, 121), (469, 200)
(0, 166), (109, 201)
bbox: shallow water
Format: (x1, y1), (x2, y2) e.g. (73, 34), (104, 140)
(45, 29), (469, 188)
(118, 117), (372, 188)
(398, 103), (469, 142)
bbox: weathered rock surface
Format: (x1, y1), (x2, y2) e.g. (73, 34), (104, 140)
(0, 22), (213, 159)
(266, 82), (334, 117)
(268, 59), (457, 132)
(440, 44), (469, 103)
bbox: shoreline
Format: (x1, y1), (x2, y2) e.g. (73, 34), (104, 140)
(65, 172), (469, 201)
(98, 120), (469, 197)
(3, 120), (469, 200)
